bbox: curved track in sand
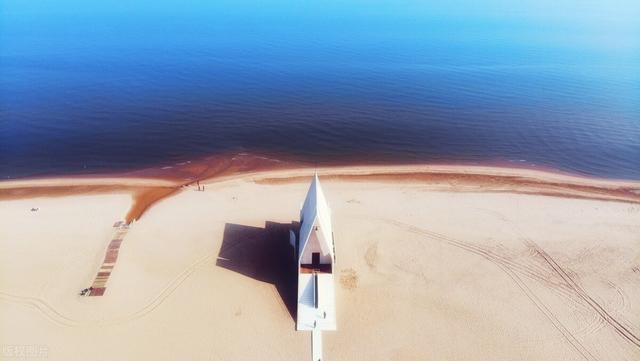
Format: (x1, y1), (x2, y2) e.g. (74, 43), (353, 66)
(383, 219), (640, 360)
(0, 252), (215, 327)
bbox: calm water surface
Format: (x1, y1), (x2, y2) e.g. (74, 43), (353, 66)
(1, 2), (639, 179)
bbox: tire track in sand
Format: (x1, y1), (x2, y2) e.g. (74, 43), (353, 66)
(383, 219), (598, 361)
(0, 252), (215, 327)
(529, 242), (640, 348)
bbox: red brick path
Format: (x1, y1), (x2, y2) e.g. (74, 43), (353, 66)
(89, 223), (129, 296)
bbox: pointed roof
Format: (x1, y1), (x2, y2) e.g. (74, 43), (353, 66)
(298, 173), (333, 262)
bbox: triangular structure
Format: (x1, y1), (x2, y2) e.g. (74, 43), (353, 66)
(290, 174), (336, 361)
(298, 173), (335, 263)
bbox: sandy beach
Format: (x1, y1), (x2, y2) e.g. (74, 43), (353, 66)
(1, 158), (639, 360)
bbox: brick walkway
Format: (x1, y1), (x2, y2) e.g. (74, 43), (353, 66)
(89, 222), (129, 296)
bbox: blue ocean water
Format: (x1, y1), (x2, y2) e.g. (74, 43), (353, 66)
(1, 2), (639, 179)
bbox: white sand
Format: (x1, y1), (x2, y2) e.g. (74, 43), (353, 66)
(1, 167), (639, 360)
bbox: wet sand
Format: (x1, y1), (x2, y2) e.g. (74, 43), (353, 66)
(2, 153), (639, 222)
(1, 156), (639, 360)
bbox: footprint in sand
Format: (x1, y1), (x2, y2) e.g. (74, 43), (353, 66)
(340, 269), (358, 290)
(365, 242), (378, 269)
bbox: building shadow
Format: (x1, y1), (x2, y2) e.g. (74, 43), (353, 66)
(216, 221), (300, 323)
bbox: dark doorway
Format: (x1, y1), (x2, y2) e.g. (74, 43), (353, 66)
(312, 252), (320, 266)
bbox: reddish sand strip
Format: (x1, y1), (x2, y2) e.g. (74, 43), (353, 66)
(0, 153), (296, 223)
(89, 223), (129, 296)
(254, 170), (640, 204)
(2, 153), (639, 225)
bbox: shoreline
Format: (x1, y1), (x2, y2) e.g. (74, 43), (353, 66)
(4, 153), (640, 185)
(2, 154), (639, 360)
(2, 153), (640, 223)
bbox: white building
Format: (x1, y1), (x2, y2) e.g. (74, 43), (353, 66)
(290, 174), (336, 361)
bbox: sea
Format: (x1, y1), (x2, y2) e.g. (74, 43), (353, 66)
(1, 2), (639, 179)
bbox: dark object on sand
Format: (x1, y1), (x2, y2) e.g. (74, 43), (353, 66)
(79, 286), (94, 296)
